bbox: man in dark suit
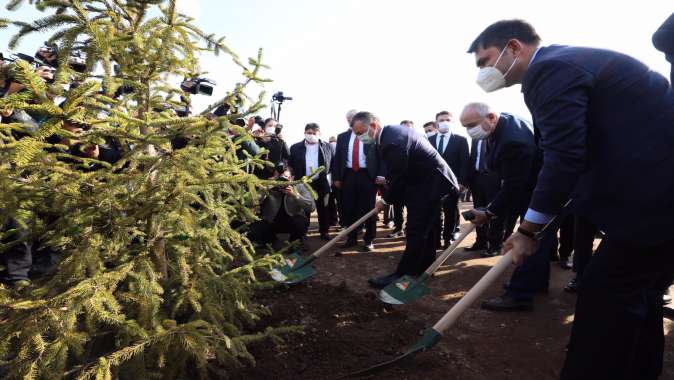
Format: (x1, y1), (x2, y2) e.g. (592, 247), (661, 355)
(653, 13), (674, 307)
(469, 19), (674, 379)
(465, 128), (504, 255)
(333, 111), (384, 251)
(288, 123), (333, 241)
(349, 112), (459, 289)
(653, 13), (674, 83)
(460, 102), (553, 312)
(428, 111), (469, 248)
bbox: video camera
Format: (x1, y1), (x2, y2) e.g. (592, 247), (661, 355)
(180, 77), (216, 96)
(272, 91), (292, 103)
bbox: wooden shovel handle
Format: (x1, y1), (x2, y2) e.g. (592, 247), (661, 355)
(310, 207), (379, 259)
(425, 224), (476, 276)
(432, 250), (513, 333)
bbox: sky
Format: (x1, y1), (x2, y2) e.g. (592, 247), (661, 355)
(1, 1), (672, 145)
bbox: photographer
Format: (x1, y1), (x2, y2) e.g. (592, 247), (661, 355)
(254, 117), (289, 179)
(248, 163), (315, 247)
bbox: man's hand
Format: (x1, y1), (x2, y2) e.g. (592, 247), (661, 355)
(281, 185), (298, 198)
(375, 176), (386, 185)
(0, 107), (13, 118)
(333, 180), (342, 189)
(467, 209), (489, 226)
(502, 231), (539, 266)
(374, 199), (386, 212)
(246, 117), (255, 130)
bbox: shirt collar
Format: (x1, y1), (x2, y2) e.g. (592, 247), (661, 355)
(376, 125), (387, 145)
(529, 47), (542, 66)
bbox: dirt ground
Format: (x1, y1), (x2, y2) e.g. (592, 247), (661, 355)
(234, 202), (674, 380)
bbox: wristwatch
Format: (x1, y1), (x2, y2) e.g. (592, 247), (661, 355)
(517, 226), (540, 241)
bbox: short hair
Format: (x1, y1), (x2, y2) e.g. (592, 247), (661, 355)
(468, 19), (541, 53)
(329, 135), (337, 142)
(435, 111), (452, 121)
(305, 122), (320, 132)
(423, 121), (437, 129)
(400, 120), (413, 126)
(350, 111), (379, 127)
(346, 109), (359, 119)
(264, 117), (276, 127)
(463, 102), (494, 118)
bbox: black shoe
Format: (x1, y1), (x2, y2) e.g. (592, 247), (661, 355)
(564, 277), (579, 293)
(339, 239), (357, 249)
(559, 261), (573, 270)
(361, 241), (374, 252)
(320, 232), (330, 241)
(368, 273), (399, 289)
(387, 228), (403, 238)
(465, 243), (487, 252)
(481, 248), (499, 258)
(481, 294), (533, 312)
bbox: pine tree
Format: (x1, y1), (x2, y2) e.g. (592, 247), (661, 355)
(0, 1), (298, 378)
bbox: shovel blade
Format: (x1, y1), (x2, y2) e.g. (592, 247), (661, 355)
(378, 275), (431, 305)
(339, 328), (442, 378)
(269, 253), (316, 284)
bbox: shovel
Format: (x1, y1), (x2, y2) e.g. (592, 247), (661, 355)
(270, 207), (379, 284)
(341, 250), (514, 378)
(378, 223), (476, 305)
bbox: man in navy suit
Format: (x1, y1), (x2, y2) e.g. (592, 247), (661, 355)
(333, 111), (384, 252)
(288, 123), (333, 241)
(428, 111), (470, 249)
(469, 19), (674, 379)
(349, 112), (459, 289)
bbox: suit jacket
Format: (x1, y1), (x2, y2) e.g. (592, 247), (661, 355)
(653, 13), (674, 82)
(428, 133), (470, 186)
(332, 130), (382, 183)
(378, 125), (459, 206)
(483, 113), (541, 218)
(522, 45), (674, 244)
(260, 183), (315, 223)
(288, 139), (332, 194)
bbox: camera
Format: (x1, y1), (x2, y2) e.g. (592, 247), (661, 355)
(180, 77), (216, 96)
(272, 91), (292, 103)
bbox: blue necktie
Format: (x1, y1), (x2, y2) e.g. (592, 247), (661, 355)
(438, 135), (445, 154)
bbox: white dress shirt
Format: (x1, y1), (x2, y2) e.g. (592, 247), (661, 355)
(346, 131), (367, 169)
(436, 131), (452, 154)
(305, 142), (320, 177)
(475, 140), (483, 170)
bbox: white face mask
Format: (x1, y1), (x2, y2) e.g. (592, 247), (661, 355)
(467, 125), (490, 140)
(265, 127), (276, 135)
(426, 131), (437, 138)
(437, 121), (451, 134)
(305, 134), (318, 144)
(330, 142), (337, 149)
(476, 45), (519, 93)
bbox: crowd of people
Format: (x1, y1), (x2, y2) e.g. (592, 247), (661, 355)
(2, 14), (674, 380)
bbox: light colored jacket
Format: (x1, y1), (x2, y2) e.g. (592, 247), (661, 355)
(260, 183), (315, 222)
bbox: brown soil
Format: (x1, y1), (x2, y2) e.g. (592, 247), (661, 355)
(234, 202), (674, 380)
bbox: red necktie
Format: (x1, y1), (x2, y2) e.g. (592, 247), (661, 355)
(352, 136), (360, 172)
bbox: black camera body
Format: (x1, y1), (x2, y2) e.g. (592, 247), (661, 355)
(181, 77), (216, 96)
(272, 91), (292, 103)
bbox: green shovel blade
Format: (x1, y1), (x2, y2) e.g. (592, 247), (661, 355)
(339, 328), (442, 378)
(269, 253), (316, 284)
(378, 275), (431, 305)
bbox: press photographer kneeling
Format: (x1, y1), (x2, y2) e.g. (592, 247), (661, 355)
(248, 163), (315, 248)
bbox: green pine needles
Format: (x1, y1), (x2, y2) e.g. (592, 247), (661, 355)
(0, 1), (296, 378)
